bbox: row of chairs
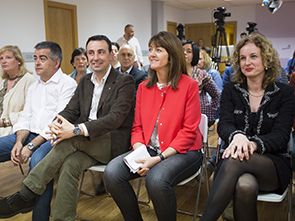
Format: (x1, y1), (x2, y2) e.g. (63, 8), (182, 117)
(77, 113), (293, 220)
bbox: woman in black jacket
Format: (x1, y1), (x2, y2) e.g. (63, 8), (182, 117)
(201, 33), (295, 221)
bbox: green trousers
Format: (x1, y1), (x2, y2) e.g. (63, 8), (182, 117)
(23, 133), (111, 221)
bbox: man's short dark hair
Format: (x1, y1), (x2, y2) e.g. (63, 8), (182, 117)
(85, 35), (112, 53)
(34, 41), (63, 68)
(124, 24), (134, 31)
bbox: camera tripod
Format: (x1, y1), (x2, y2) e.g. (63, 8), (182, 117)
(212, 24), (231, 69)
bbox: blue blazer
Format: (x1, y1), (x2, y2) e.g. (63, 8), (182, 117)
(117, 66), (148, 98)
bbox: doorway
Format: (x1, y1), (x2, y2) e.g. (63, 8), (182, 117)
(43, 0), (78, 74)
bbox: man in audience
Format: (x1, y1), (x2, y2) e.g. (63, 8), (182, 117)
(0, 41), (77, 221)
(117, 44), (147, 97)
(94, 44), (147, 195)
(117, 24), (144, 69)
(0, 35), (135, 221)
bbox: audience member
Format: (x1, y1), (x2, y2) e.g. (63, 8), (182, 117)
(0, 45), (36, 136)
(197, 38), (204, 48)
(222, 65), (235, 85)
(285, 50), (295, 78)
(104, 31), (203, 221)
(0, 41), (77, 221)
(0, 35), (135, 221)
(110, 42), (120, 68)
(182, 40), (221, 126)
(289, 71), (295, 168)
(201, 33), (295, 221)
(142, 64), (150, 74)
(197, 49), (223, 92)
(69, 47), (91, 84)
(117, 24), (143, 68)
(117, 44), (147, 97)
(240, 32), (247, 39)
(94, 43), (147, 195)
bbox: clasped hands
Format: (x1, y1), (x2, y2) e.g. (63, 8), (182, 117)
(222, 133), (257, 161)
(46, 114), (75, 146)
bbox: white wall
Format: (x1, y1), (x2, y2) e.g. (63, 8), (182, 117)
(0, 0), (152, 71)
(0, 0), (293, 70)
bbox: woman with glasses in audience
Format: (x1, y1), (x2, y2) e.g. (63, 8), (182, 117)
(182, 40), (220, 127)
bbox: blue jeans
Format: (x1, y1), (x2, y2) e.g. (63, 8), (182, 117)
(0, 133), (54, 221)
(104, 148), (203, 221)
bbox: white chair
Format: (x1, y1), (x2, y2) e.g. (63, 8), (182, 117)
(217, 133), (293, 221)
(176, 113), (210, 220)
(257, 132), (293, 221)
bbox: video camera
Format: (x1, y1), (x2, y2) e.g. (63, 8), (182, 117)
(246, 22), (258, 34)
(214, 7), (231, 21)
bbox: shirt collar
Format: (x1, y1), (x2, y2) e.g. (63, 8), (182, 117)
(119, 66), (133, 74)
(38, 68), (63, 84)
(90, 65), (112, 85)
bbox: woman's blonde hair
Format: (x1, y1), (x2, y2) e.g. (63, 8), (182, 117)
(146, 31), (187, 89)
(0, 45), (31, 79)
(199, 49), (212, 70)
(231, 33), (280, 88)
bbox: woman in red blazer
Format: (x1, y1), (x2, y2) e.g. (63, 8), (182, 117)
(104, 31), (203, 221)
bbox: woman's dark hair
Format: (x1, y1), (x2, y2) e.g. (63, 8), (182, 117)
(182, 40), (200, 66)
(146, 31), (187, 90)
(111, 42), (120, 51)
(70, 47), (87, 66)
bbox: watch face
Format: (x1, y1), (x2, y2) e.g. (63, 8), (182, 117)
(73, 125), (81, 135)
(28, 143), (35, 151)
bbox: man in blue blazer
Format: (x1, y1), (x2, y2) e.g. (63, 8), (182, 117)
(117, 44), (147, 98)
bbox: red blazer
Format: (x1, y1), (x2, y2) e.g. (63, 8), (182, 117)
(131, 74), (202, 153)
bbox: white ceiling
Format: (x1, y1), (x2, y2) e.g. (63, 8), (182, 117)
(155, 0), (294, 10)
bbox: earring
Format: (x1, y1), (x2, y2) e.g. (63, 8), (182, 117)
(265, 67), (268, 70)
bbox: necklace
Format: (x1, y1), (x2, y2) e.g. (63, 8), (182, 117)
(248, 90), (264, 97)
(7, 75), (18, 81)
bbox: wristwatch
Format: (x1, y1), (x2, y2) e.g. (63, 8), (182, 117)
(27, 143), (36, 152)
(73, 124), (81, 136)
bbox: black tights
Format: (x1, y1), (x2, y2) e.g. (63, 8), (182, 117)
(200, 153), (280, 221)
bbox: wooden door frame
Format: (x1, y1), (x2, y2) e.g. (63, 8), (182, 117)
(167, 21), (177, 35)
(43, 0), (78, 47)
(185, 21), (237, 46)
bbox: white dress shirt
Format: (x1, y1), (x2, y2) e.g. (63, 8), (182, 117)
(117, 36), (143, 64)
(80, 65), (112, 136)
(13, 68), (77, 139)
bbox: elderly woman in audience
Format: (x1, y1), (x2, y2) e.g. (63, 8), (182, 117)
(182, 40), (221, 126)
(197, 49), (223, 92)
(201, 33), (295, 221)
(69, 47), (90, 84)
(0, 45), (36, 137)
(110, 42), (120, 68)
(104, 31), (203, 221)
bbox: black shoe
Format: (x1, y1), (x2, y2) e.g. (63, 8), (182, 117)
(95, 181), (106, 196)
(0, 192), (35, 218)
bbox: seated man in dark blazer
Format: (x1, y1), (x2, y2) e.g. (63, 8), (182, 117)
(117, 44), (147, 98)
(0, 35), (135, 221)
